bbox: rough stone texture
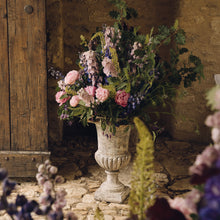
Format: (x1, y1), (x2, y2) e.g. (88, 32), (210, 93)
(170, 0), (220, 143)
(0, 137), (205, 219)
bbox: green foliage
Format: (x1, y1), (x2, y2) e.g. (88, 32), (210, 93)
(129, 117), (156, 220)
(190, 213), (199, 220)
(108, 0), (138, 21)
(80, 35), (88, 47)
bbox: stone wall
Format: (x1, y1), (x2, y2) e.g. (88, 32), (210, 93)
(170, 0), (220, 143)
(47, 0), (220, 144)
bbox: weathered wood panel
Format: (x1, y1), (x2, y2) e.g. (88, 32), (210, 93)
(0, 1), (10, 150)
(8, 0), (48, 151)
(0, 151), (50, 177)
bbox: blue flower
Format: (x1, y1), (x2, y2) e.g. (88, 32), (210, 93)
(199, 199), (220, 220)
(205, 174), (220, 201)
(3, 179), (16, 196)
(105, 48), (111, 58)
(0, 168), (7, 181)
(215, 158), (220, 169)
(16, 195), (28, 206)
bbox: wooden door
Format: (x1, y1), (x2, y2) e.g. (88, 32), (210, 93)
(0, 0), (50, 177)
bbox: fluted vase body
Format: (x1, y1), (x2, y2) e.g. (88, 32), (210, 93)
(94, 122), (131, 203)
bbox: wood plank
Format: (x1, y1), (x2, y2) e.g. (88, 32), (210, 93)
(0, 151), (50, 177)
(0, 1), (10, 150)
(8, 0), (48, 151)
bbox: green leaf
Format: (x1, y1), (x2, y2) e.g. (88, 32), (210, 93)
(163, 37), (171, 45)
(109, 10), (120, 20)
(189, 54), (202, 66)
(101, 119), (106, 131)
(129, 117), (155, 219)
(173, 19), (179, 30)
(69, 106), (84, 117)
(134, 26), (140, 35)
(175, 29), (186, 45)
(190, 214), (199, 220)
(126, 7), (138, 20)
(134, 49), (145, 57)
(158, 25), (170, 36)
(179, 47), (188, 54)
(60, 94), (68, 99)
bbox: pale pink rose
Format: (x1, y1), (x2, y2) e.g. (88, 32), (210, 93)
(214, 143), (220, 150)
(70, 95), (80, 107)
(197, 146), (219, 167)
(64, 70), (79, 85)
(55, 91), (70, 106)
(95, 87), (109, 102)
(115, 90), (130, 107)
(211, 127), (220, 143)
(205, 115), (214, 127)
(102, 57), (118, 77)
(205, 112), (220, 128)
(213, 111), (220, 127)
(77, 88), (94, 107)
(184, 188), (203, 213)
(189, 145), (219, 175)
(85, 86), (97, 97)
(168, 197), (196, 220)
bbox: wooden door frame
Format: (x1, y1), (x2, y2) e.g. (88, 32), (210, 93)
(0, 0), (50, 177)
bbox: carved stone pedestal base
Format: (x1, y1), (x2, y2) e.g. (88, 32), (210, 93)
(93, 122), (131, 203)
(94, 171), (130, 203)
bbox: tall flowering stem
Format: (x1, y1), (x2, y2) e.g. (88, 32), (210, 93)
(0, 162), (77, 220)
(128, 117), (155, 220)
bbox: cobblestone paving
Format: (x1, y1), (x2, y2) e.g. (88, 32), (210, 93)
(0, 136), (205, 219)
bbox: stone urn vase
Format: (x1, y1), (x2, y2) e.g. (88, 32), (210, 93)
(94, 122), (131, 203)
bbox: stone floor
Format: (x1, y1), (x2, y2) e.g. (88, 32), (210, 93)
(0, 134), (206, 220)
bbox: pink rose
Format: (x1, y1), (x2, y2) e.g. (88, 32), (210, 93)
(205, 111), (220, 128)
(115, 90), (130, 107)
(205, 115), (214, 127)
(64, 70), (79, 85)
(70, 95), (80, 107)
(55, 91), (70, 106)
(96, 87), (109, 102)
(85, 86), (97, 97)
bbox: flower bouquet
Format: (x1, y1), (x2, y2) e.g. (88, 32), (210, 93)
(55, 0), (203, 133)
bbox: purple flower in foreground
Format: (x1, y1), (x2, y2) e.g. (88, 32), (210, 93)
(205, 174), (220, 200)
(199, 198), (220, 220)
(3, 179), (16, 196)
(16, 195), (28, 206)
(0, 168), (8, 181)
